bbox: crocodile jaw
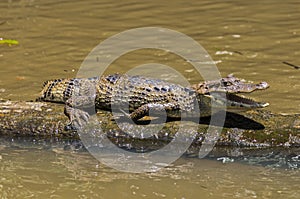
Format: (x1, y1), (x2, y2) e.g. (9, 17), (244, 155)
(207, 92), (269, 109)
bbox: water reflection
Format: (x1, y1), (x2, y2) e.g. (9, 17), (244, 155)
(0, 137), (299, 198)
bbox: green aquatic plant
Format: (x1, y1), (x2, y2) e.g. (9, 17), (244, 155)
(0, 38), (19, 45)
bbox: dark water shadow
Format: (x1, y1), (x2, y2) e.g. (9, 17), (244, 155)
(199, 111), (265, 130)
(130, 111), (265, 130)
(161, 111), (265, 130)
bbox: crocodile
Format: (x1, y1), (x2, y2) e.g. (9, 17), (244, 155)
(37, 74), (269, 128)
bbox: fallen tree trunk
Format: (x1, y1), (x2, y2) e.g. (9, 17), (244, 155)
(0, 100), (299, 147)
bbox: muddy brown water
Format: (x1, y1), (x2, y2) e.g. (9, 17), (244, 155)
(0, 0), (299, 198)
(0, 144), (299, 199)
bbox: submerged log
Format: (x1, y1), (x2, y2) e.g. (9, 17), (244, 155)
(0, 100), (299, 148)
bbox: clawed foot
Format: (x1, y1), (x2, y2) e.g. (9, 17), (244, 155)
(65, 107), (90, 130)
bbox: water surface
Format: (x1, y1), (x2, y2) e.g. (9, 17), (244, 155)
(0, 0), (299, 113)
(0, 141), (299, 199)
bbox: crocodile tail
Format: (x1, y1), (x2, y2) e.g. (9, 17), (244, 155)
(42, 80), (50, 87)
(37, 79), (72, 103)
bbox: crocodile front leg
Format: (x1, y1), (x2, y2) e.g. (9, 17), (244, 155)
(64, 79), (97, 129)
(128, 103), (181, 121)
(64, 98), (92, 129)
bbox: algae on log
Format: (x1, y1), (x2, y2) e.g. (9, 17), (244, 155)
(0, 100), (299, 147)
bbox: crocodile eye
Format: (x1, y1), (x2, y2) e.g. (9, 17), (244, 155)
(106, 74), (119, 83)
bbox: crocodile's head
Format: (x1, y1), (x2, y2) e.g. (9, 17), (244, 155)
(192, 74), (269, 110)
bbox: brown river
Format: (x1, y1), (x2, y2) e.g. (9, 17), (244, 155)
(0, 0), (299, 198)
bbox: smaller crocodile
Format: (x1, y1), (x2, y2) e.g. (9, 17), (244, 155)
(38, 74), (269, 128)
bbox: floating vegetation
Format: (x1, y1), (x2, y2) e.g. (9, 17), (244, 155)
(0, 38), (19, 46)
